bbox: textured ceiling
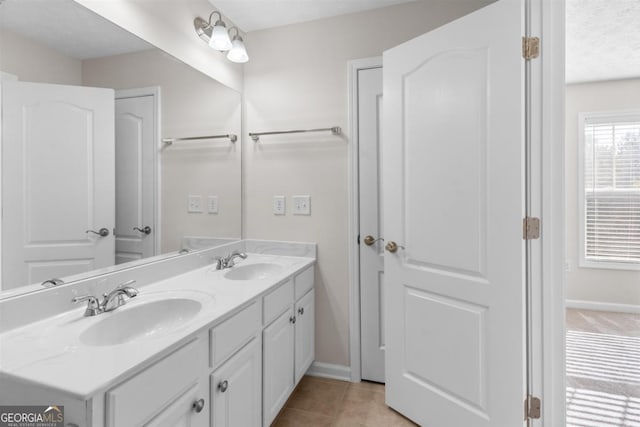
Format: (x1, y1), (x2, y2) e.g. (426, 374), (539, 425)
(0, 0), (152, 59)
(210, 0), (415, 32)
(566, 0), (640, 83)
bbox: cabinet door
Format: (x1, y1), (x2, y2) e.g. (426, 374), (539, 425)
(263, 308), (295, 426)
(211, 337), (262, 427)
(294, 289), (315, 384)
(145, 381), (208, 427)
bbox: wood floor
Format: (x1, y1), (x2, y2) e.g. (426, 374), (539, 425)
(272, 376), (417, 427)
(566, 308), (640, 427)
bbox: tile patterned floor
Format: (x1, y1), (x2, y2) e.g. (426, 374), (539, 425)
(272, 376), (418, 427)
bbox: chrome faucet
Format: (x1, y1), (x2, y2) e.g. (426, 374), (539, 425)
(102, 280), (139, 312)
(72, 280), (139, 316)
(215, 250), (248, 270)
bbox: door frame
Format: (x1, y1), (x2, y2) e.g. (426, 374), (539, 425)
(114, 86), (162, 256)
(535, 0), (566, 424)
(347, 56), (383, 383)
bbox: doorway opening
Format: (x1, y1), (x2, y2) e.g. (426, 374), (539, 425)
(564, 1), (640, 425)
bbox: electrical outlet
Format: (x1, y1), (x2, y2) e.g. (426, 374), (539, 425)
(292, 195), (311, 215)
(188, 195), (203, 213)
(273, 195), (286, 215)
(207, 196), (219, 214)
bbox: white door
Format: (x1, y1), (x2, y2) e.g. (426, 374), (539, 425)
(114, 92), (157, 265)
(1, 81), (114, 289)
(358, 66), (386, 383)
(383, 1), (526, 425)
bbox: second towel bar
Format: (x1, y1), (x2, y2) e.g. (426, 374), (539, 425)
(249, 126), (341, 142)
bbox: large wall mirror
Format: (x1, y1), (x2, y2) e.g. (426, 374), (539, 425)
(0, 0), (242, 297)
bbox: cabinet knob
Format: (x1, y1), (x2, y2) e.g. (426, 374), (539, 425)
(298, 307), (304, 315)
(218, 380), (229, 393)
(289, 316), (296, 324)
(192, 398), (205, 413)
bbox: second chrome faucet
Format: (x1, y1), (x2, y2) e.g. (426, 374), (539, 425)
(214, 250), (248, 270)
(72, 280), (139, 317)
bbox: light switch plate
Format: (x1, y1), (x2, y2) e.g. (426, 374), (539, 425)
(292, 195), (311, 215)
(188, 195), (203, 213)
(207, 196), (219, 214)
(273, 195), (286, 215)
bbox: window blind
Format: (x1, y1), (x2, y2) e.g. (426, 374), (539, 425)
(584, 117), (640, 264)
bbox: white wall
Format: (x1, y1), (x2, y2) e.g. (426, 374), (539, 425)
(74, 0), (243, 92)
(82, 49), (242, 252)
(565, 78), (640, 306)
(0, 29), (82, 85)
(244, 0), (491, 367)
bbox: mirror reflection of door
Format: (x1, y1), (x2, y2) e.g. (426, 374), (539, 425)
(1, 81), (115, 289)
(115, 89), (159, 265)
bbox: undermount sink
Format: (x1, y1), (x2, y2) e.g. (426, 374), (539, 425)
(224, 263), (283, 281)
(79, 297), (203, 346)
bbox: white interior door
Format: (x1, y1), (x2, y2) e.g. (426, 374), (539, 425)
(383, 1), (526, 425)
(358, 66), (386, 383)
(1, 81), (114, 289)
(115, 92), (157, 265)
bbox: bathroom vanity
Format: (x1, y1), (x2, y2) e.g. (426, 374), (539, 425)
(0, 241), (315, 427)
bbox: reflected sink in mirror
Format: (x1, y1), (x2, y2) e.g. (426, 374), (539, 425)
(224, 263), (284, 281)
(79, 297), (205, 346)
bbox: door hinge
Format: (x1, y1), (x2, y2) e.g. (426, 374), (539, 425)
(523, 217), (540, 240)
(522, 36), (540, 60)
(524, 395), (541, 420)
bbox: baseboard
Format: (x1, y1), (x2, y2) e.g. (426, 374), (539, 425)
(305, 362), (352, 382)
(566, 299), (640, 314)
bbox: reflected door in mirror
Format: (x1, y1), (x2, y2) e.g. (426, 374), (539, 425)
(115, 91), (158, 264)
(1, 81), (115, 290)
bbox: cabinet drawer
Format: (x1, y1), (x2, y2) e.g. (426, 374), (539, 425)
(106, 338), (206, 427)
(294, 266), (314, 300)
(263, 279), (293, 325)
(210, 301), (260, 368)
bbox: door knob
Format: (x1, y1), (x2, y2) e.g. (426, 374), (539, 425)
(298, 307), (304, 315)
(85, 228), (109, 237)
(385, 241), (405, 253)
(192, 398), (205, 413)
(133, 226), (152, 235)
(363, 235), (384, 246)
(218, 380), (229, 393)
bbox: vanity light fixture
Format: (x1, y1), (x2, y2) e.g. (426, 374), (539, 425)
(227, 27), (249, 64)
(194, 11), (249, 63)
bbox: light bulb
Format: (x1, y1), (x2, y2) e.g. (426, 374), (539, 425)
(227, 36), (249, 63)
(209, 21), (232, 51)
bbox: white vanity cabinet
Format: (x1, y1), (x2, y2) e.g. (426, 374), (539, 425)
(262, 266), (315, 426)
(0, 257), (315, 427)
(210, 337), (262, 427)
(105, 336), (209, 427)
(209, 301), (262, 427)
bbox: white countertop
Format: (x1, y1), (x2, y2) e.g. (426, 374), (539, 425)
(0, 253), (314, 399)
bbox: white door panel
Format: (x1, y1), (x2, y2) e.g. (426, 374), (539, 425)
(115, 94), (156, 265)
(358, 66), (386, 383)
(2, 81), (115, 289)
(383, 1), (526, 425)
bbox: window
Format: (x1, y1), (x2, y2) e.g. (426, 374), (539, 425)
(579, 111), (640, 269)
